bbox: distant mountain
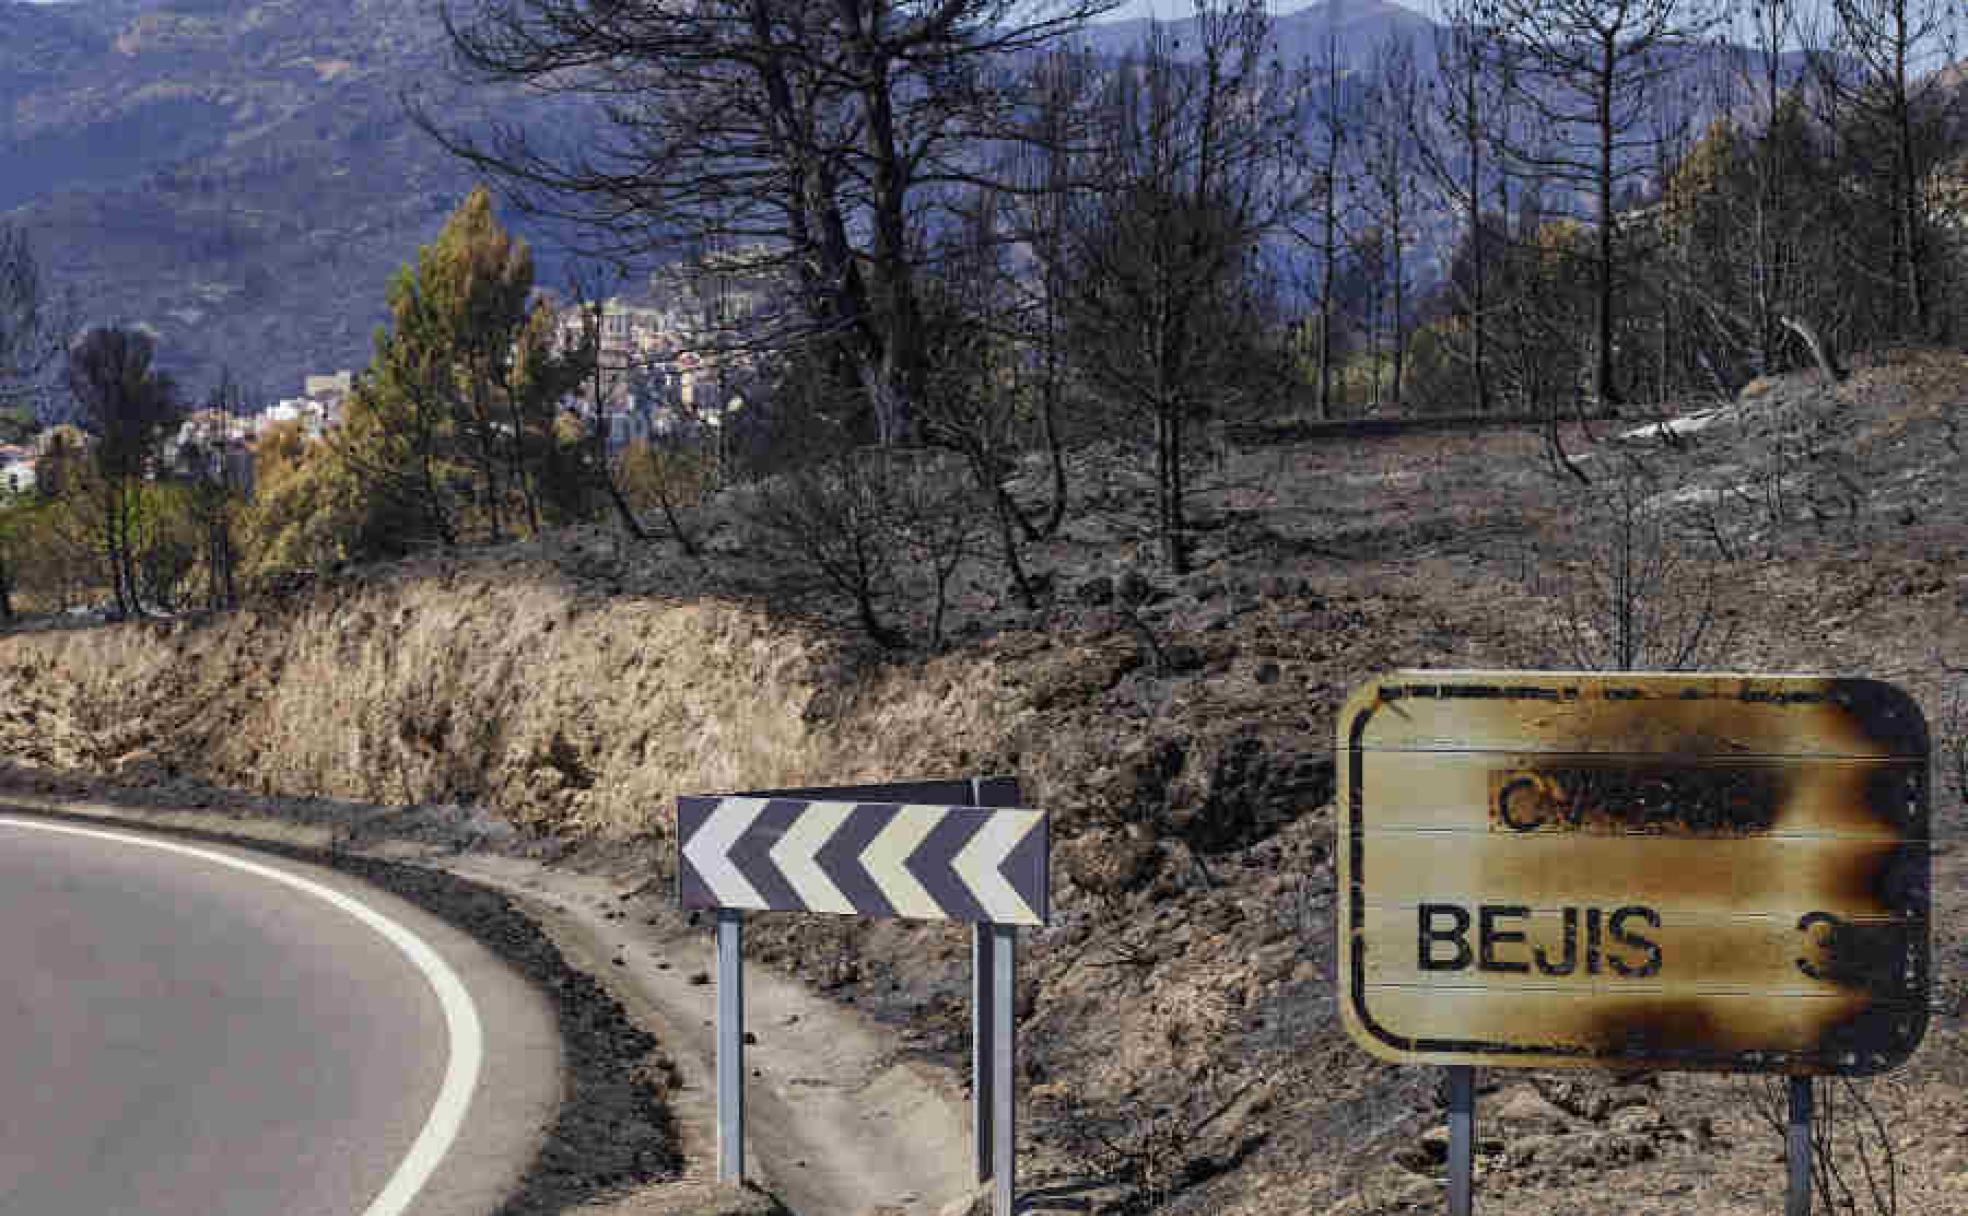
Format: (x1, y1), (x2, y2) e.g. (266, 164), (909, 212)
(1082, 0), (1436, 64)
(0, 0), (581, 401)
(0, 0), (1466, 402)
(0, 0), (1881, 404)
(1269, 0), (1437, 62)
(1078, 4), (1852, 291)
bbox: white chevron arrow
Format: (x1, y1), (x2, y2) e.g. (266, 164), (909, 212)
(683, 797), (769, 910)
(860, 804), (944, 920)
(768, 800), (857, 915)
(952, 810), (1043, 926)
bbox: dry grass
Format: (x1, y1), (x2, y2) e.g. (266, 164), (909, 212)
(0, 564), (1041, 843)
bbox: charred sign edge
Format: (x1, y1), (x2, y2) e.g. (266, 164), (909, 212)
(1334, 671), (1932, 1074)
(1353, 673), (1929, 761)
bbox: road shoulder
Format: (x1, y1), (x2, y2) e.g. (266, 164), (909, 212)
(0, 790), (976, 1216)
(0, 796), (682, 1215)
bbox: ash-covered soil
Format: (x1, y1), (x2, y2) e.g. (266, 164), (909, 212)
(0, 350), (1964, 1214)
(318, 852), (685, 1214)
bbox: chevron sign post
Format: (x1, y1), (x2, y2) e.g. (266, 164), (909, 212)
(677, 778), (1045, 1216)
(676, 798), (1049, 925)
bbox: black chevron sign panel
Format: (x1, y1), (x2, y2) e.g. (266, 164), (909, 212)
(677, 796), (1049, 926)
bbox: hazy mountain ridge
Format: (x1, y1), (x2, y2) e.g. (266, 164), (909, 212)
(1, 0), (521, 398)
(0, 0), (1893, 402)
(1079, 0), (1436, 64)
(5, 0), (1473, 400)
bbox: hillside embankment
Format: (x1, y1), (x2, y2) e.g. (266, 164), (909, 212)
(1, 351), (1966, 1214)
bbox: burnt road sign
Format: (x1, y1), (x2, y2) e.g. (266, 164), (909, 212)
(1338, 671), (1930, 1075)
(677, 796), (1049, 926)
(679, 779), (1041, 1216)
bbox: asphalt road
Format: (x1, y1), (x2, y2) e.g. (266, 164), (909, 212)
(0, 816), (561, 1216)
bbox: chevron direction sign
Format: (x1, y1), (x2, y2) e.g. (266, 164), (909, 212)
(677, 796), (1050, 927)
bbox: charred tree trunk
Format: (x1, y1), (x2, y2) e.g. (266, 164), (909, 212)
(1781, 315), (1848, 383)
(1593, 36), (1620, 408)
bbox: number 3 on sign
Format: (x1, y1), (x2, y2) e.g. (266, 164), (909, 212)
(1795, 911), (1844, 982)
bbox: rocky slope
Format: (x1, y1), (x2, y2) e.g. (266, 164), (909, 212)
(0, 352), (1964, 1213)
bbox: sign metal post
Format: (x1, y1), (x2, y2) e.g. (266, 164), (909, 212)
(972, 923), (995, 1184)
(1787, 1077), (1813, 1216)
(1447, 1065), (1474, 1216)
(970, 777), (994, 1187)
(715, 908), (744, 1183)
(992, 923), (1017, 1216)
(967, 774), (1023, 1187)
(679, 777), (1046, 1210)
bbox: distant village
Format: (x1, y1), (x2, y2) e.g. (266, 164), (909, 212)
(0, 284), (758, 501)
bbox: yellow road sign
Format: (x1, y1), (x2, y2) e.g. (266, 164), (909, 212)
(1337, 671), (1930, 1074)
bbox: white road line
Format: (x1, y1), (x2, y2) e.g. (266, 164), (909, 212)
(0, 817), (485, 1216)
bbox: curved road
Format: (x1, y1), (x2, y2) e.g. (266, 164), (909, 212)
(0, 816), (561, 1216)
